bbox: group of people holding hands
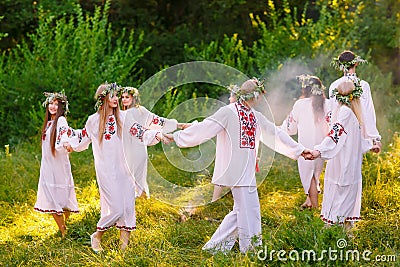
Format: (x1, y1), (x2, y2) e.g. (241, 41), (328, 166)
(34, 50), (381, 254)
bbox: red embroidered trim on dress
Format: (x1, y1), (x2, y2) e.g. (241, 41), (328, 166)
(320, 215), (361, 225)
(103, 115), (116, 141)
(96, 224), (136, 231)
(327, 122), (347, 144)
(42, 121), (52, 140)
(325, 111), (332, 124)
(78, 127), (88, 143)
(129, 122), (148, 142)
(96, 224), (116, 231)
(235, 102), (257, 149)
(56, 126), (68, 145)
(34, 207), (79, 215)
(116, 225), (136, 231)
(150, 115), (165, 127)
(67, 127), (76, 137)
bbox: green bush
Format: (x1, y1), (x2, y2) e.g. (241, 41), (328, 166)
(0, 0), (151, 144)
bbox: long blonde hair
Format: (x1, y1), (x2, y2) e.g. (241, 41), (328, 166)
(95, 84), (123, 145)
(337, 81), (363, 125)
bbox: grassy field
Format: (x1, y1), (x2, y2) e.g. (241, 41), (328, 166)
(0, 133), (399, 266)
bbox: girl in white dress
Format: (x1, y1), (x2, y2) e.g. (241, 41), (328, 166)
(34, 91), (79, 238)
(120, 86), (183, 198)
(69, 83), (165, 251)
(281, 75), (330, 209)
(312, 80), (374, 230)
(166, 79), (310, 253)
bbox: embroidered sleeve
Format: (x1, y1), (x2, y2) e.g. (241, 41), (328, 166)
(328, 123), (347, 144)
(325, 111), (332, 125)
(78, 127), (89, 143)
(56, 126), (68, 145)
(282, 111), (298, 135)
(129, 123), (148, 142)
(150, 115), (165, 127)
(55, 116), (70, 150)
(69, 126), (91, 152)
(315, 108), (351, 160)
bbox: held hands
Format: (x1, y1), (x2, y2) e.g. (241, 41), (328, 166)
(301, 149), (321, 160)
(178, 123), (192, 130)
(156, 132), (174, 145)
(163, 133), (174, 144)
(63, 142), (73, 153)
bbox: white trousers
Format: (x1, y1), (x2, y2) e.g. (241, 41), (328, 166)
(202, 186), (262, 253)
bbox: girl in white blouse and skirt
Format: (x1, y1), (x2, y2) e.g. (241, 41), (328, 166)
(69, 83), (165, 251)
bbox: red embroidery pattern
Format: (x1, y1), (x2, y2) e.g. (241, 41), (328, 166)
(235, 102), (257, 149)
(42, 121), (52, 140)
(67, 127), (76, 137)
(129, 123), (147, 142)
(56, 126), (68, 145)
(96, 224), (136, 231)
(78, 127), (88, 143)
(116, 225), (136, 231)
(328, 123), (347, 144)
(34, 207), (79, 215)
(320, 215), (361, 225)
(151, 115), (165, 127)
(325, 111), (332, 124)
(103, 115), (116, 141)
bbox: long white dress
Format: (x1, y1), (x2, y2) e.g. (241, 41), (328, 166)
(328, 73), (381, 141)
(173, 101), (305, 253)
(123, 106), (177, 198)
(34, 116), (79, 215)
(315, 106), (372, 225)
(281, 98), (330, 194)
(70, 111), (160, 231)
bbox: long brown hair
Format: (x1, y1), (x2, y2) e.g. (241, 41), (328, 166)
(42, 99), (67, 156)
(95, 84), (122, 145)
(301, 76), (326, 123)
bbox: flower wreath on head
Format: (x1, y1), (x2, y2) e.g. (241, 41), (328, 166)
(94, 82), (121, 111)
(232, 77), (266, 101)
(330, 55), (368, 73)
(122, 86), (141, 106)
(42, 90), (69, 114)
(331, 77), (363, 106)
(296, 74), (325, 96)
(227, 84), (240, 95)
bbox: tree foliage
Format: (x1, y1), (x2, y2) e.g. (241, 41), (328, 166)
(0, 1), (150, 143)
(0, 0), (399, 144)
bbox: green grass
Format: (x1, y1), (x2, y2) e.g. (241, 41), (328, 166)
(0, 134), (399, 266)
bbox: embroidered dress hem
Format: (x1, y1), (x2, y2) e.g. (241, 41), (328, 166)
(320, 215), (361, 225)
(97, 224), (136, 232)
(34, 207), (79, 215)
